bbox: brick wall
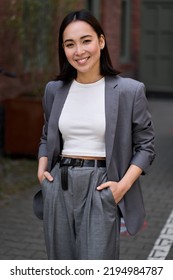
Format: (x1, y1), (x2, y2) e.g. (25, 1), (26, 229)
(101, 0), (141, 78)
(0, 0), (142, 101)
(131, 0), (141, 77)
(101, 0), (121, 70)
(0, 0), (85, 101)
(0, 0), (23, 101)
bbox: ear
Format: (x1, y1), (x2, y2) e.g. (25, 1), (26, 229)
(99, 34), (105, 50)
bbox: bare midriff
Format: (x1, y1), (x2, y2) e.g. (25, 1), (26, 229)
(62, 155), (106, 160)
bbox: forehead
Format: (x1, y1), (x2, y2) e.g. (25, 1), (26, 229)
(63, 20), (97, 41)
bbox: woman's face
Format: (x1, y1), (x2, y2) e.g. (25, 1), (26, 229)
(63, 20), (105, 82)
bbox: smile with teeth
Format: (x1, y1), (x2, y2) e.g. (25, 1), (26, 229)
(76, 57), (89, 65)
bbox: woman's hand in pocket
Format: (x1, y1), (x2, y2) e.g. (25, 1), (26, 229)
(97, 181), (125, 204)
(39, 171), (54, 184)
(37, 157), (54, 184)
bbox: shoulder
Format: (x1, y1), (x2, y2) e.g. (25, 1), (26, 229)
(106, 76), (147, 107)
(45, 80), (64, 95)
(43, 80), (70, 103)
(42, 80), (65, 114)
(115, 75), (145, 91)
(107, 75), (146, 99)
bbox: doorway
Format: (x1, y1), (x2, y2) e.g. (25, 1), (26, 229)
(139, 1), (173, 93)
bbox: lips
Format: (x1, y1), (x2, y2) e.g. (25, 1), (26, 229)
(75, 57), (89, 65)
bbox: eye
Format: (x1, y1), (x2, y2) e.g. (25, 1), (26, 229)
(83, 39), (92, 44)
(64, 42), (74, 48)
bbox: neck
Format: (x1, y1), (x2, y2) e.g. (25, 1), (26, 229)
(76, 73), (103, 84)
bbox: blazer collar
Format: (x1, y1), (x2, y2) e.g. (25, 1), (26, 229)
(47, 80), (72, 170)
(105, 76), (120, 171)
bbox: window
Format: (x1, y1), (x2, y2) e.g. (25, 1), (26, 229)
(22, 0), (52, 71)
(120, 0), (131, 63)
(86, 0), (100, 20)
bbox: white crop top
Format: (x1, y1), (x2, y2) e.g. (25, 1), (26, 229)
(59, 77), (106, 157)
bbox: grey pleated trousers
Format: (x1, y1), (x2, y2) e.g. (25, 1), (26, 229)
(41, 163), (120, 260)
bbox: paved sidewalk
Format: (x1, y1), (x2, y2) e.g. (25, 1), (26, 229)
(0, 98), (173, 260)
(0, 187), (46, 260)
(120, 98), (173, 260)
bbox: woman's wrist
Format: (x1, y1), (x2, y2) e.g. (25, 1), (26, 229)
(119, 164), (143, 193)
(38, 157), (48, 182)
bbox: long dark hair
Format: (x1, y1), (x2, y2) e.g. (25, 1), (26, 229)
(56, 9), (120, 81)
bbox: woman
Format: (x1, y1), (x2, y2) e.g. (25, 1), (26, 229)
(36, 9), (155, 260)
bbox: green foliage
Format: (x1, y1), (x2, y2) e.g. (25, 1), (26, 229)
(5, 0), (82, 95)
(8, 0), (58, 72)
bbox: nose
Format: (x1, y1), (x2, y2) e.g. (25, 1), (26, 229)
(74, 44), (85, 56)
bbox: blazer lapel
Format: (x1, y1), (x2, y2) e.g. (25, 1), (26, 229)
(48, 76), (120, 171)
(48, 81), (72, 170)
(105, 76), (120, 171)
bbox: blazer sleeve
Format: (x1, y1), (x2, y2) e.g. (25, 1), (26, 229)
(130, 82), (155, 174)
(38, 82), (56, 159)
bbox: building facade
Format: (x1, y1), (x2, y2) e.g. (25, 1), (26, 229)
(0, 0), (142, 101)
(1, 0), (173, 99)
(140, 0), (173, 93)
(1, 0), (172, 155)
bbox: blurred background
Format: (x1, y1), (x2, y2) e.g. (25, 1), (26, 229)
(0, 0), (173, 260)
(0, 0), (145, 198)
(0, 0), (172, 159)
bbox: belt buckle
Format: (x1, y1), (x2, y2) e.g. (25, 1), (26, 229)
(75, 159), (84, 167)
(60, 158), (71, 167)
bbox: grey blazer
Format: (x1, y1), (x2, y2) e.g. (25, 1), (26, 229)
(38, 75), (155, 235)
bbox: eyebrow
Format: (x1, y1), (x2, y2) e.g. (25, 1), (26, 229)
(63, 34), (93, 44)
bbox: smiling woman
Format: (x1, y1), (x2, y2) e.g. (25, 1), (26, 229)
(62, 21), (105, 83)
(34, 9), (155, 260)
(57, 9), (119, 82)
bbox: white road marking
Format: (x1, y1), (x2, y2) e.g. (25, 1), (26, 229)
(147, 209), (173, 259)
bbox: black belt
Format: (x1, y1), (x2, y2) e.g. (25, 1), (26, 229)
(59, 157), (106, 190)
(60, 157), (106, 168)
